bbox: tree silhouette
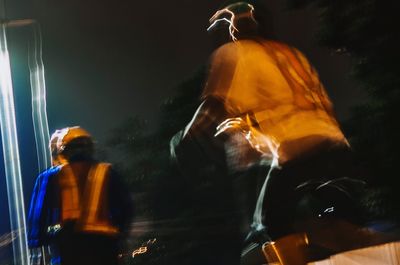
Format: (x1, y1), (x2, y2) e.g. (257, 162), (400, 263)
(106, 68), (206, 265)
(286, 0), (400, 221)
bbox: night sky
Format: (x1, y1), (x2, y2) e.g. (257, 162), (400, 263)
(5, 0), (366, 140)
(1, 0), (366, 243)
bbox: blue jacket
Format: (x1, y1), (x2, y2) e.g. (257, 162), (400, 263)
(28, 166), (62, 248)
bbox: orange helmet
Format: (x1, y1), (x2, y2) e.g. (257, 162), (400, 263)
(50, 126), (93, 164)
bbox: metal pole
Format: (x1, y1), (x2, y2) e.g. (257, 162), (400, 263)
(29, 23), (51, 172)
(0, 2), (32, 264)
(29, 21), (50, 265)
(0, 21), (30, 265)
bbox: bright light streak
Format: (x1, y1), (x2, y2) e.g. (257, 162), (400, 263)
(207, 3), (256, 41)
(0, 23), (30, 265)
(252, 167), (271, 232)
(132, 246), (147, 258)
(207, 8), (239, 41)
(29, 24), (51, 171)
(214, 116), (280, 232)
(241, 242), (259, 257)
(215, 117), (280, 167)
(324, 207), (334, 213)
(0, 231), (17, 248)
(215, 116), (281, 232)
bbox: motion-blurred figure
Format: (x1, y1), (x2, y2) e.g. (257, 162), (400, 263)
(171, 1), (354, 263)
(28, 126), (133, 265)
(203, 1), (349, 169)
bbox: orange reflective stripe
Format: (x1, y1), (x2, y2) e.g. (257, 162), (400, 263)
(79, 163), (118, 235)
(263, 42), (320, 111)
(59, 164), (81, 221)
(57, 162), (118, 234)
(85, 163), (109, 224)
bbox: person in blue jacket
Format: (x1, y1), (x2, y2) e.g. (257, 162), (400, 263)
(28, 126), (133, 265)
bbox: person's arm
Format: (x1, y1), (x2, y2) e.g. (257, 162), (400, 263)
(27, 170), (55, 265)
(170, 96), (229, 170)
(171, 43), (240, 154)
(170, 43), (243, 173)
(27, 171), (52, 249)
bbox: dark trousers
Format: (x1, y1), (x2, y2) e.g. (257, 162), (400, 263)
(54, 230), (119, 265)
(263, 145), (354, 239)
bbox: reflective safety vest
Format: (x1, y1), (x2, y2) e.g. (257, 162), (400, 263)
(58, 162), (119, 235)
(203, 39), (349, 165)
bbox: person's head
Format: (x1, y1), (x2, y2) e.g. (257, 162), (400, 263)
(49, 126), (94, 165)
(207, 0), (275, 43)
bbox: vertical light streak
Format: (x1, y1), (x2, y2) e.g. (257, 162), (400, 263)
(29, 23), (51, 265)
(0, 23), (30, 265)
(214, 117), (278, 232)
(251, 168), (271, 232)
(6, 19), (52, 265)
(29, 24), (51, 171)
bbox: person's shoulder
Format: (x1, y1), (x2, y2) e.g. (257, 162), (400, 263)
(39, 165), (62, 178)
(95, 161), (112, 166)
(215, 39), (264, 51)
(261, 39), (295, 52)
(35, 165), (63, 185)
(271, 40), (308, 57)
(95, 161), (113, 170)
(95, 162), (118, 175)
(212, 41), (241, 57)
(262, 39), (311, 64)
(211, 40), (260, 63)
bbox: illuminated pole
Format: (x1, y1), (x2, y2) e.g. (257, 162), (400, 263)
(0, 15), (51, 265)
(0, 20), (30, 265)
(29, 21), (51, 265)
(29, 23), (51, 171)
(0, 2), (50, 261)
(0, 33), (30, 264)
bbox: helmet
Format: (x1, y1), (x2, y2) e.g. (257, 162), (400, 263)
(49, 126), (93, 164)
(50, 129), (66, 165)
(208, 2), (257, 41)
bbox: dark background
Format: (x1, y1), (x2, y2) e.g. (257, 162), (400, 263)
(4, 0), (365, 140)
(1, 0), (366, 258)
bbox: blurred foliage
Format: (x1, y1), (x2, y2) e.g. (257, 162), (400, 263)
(106, 68), (206, 265)
(106, 67), (205, 213)
(285, 0), (400, 221)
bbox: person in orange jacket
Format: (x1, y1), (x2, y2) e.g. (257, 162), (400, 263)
(171, 0), (352, 245)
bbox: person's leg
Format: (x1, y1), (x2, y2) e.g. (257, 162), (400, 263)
(262, 145), (355, 239)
